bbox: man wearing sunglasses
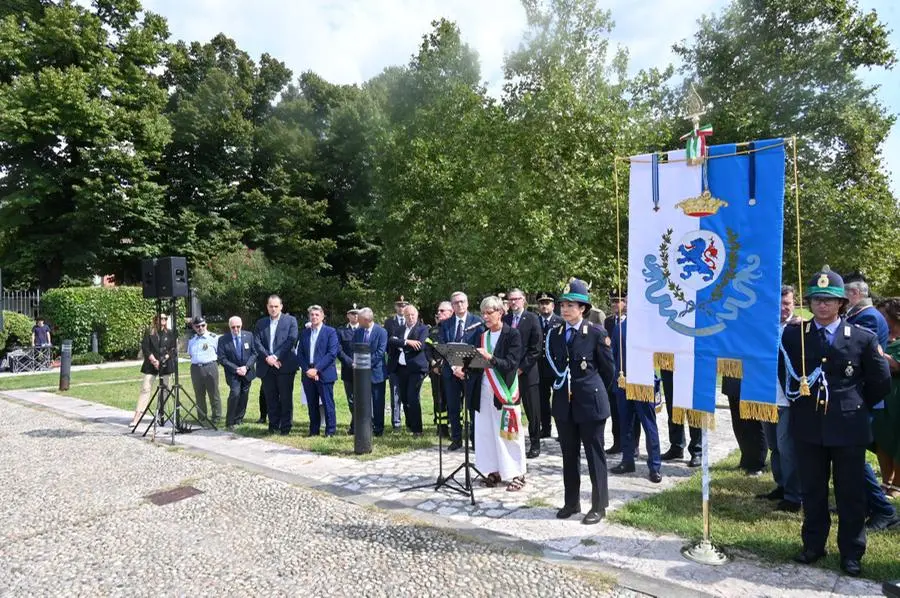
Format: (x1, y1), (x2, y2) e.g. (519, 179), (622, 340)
(188, 315), (221, 425)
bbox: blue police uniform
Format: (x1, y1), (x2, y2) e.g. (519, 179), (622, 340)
(779, 268), (891, 576)
(609, 316), (662, 481)
(188, 322), (221, 423)
(337, 306), (359, 433)
(545, 279), (615, 524)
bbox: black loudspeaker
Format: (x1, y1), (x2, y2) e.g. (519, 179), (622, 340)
(141, 258), (158, 298)
(141, 257), (189, 298)
(156, 257), (189, 298)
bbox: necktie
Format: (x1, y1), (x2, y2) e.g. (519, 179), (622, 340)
(513, 314), (520, 329)
(818, 327), (830, 347)
(566, 327), (575, 345)
(455, 320), (463, 342)
(543, 318), (549, 333)
(364, 328), (370, 343)
(399, 316), (405, 327)
(234, 335), (241, 360)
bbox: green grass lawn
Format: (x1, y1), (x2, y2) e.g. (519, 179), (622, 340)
(7, 364), (442, 460)
(0, 366), (144, 391)
(609, 451), (900, 582)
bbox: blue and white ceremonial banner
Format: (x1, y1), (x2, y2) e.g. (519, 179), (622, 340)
(624, 140), (786, 424)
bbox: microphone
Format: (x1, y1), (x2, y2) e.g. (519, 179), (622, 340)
(464, 322), (483, 332)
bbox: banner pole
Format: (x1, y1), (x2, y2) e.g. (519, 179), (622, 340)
(683, 411), (728, 565)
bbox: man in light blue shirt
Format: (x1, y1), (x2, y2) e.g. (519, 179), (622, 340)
(188, 315), (221, 425)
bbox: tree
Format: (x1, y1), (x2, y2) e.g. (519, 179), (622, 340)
(158, 35), (297, 264)
(0, 0), (171, 288)
(674, 0), (900, 292)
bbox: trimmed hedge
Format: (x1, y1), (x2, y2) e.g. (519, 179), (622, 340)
(42, 287), (156, 359)
(1, 310), (35, 353)
(71, 352), (105, 366)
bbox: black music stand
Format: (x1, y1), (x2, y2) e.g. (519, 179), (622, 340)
(402, 342), (488, 505)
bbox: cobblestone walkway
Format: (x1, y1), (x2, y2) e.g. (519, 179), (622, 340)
(1, 390), (885, 597)
(0, 398), (637, 598)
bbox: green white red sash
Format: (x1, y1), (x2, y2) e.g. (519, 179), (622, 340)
(482, 330), (520, 441)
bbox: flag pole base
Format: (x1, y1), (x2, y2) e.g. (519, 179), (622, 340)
(682, 540), (729, 566)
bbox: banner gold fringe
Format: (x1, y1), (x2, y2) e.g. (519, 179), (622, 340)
(717, 358), (743, 379)
(626, 383), (655, 403)
(739, 401), (779, 423)
(653, 352), (675, 371)
(672, 407), (716, 430)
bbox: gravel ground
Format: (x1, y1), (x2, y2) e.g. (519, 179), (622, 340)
(0, 398), (625, 598)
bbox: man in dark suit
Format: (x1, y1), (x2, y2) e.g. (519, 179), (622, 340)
(781, 267), (891, 577)
(427, 301), (453, 437)
(503, 288), (544, 458)
(297, 305), (341, 437)
(547, 279), (615, 524)
(217, 315), (257, 429)
(337, 304), (360, 434)
(355, 308), (388, 435)
(389, 304), (430, 436)
(252, 295), (299, 436)
(439, 291), (484, 451)
(383, 295), (408, 431)
(536, 292), (564, 439)
(723, 373), (767, 474)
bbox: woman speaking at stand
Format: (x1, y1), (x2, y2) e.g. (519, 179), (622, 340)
(460, 295), (525, 491)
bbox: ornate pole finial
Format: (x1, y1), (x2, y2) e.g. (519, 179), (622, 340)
(680, 83), (714, 166)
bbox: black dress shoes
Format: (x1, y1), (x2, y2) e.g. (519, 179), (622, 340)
(687, 454), (702, 467)
(866, 513), (900, 531)
(605, 444), (622, 455)
(755, 487), (784, 500)
(793, 548), (826, 565)
(775, 500), (802, 513)
(610, 463), (636, 474)
(660, 447), (684, 461)
(556, 504), (582, 519)
(448, 440), (462, 451)
(256, 417), (266, 424)
(649, 471), (663, 483)
(840, 558), (861, 577)
(582, 509), (605, 525)
(526, 446), (541, 459)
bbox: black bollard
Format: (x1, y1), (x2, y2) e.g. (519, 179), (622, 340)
(352, 342), (373, 455)
(59, 340), (73, 391)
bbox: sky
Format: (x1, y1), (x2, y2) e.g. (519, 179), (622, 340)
(141, 0), (899, 193)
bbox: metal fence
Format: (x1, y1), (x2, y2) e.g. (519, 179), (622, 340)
(0, 289), (42, 319)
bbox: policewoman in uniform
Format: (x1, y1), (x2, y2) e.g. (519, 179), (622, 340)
(779, 267), (891, 577)
(546, 279), (615, 524)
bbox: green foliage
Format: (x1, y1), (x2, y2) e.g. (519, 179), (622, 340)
(0, 0), (172, 288)
(192, 246), (375, 324)
(41, 287), (155, 358)
(71, 352), (105, 366)
(674, 0), (900, 293)
(1, 0), (898, 307)
(0, 310), (35, 352)
(192, 247), (288, 323)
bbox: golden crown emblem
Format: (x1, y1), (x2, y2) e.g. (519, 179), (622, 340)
(674, 191), (729, 217)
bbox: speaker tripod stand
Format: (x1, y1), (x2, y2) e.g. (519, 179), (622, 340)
(401, 342), (486, 505)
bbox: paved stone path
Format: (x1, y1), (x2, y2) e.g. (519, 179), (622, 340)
(0, 389), (886, 597)
(0, 398), (637, 598)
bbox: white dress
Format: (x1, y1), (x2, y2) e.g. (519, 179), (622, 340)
(474, 329), (526, 480)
